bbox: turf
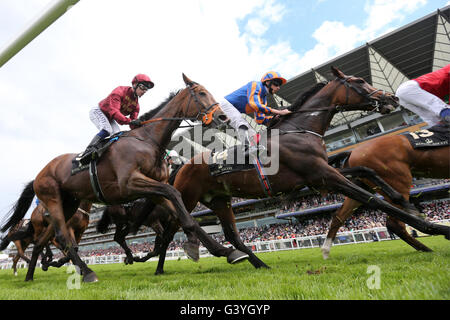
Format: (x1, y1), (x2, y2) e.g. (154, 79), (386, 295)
(0, 236), (448, 300)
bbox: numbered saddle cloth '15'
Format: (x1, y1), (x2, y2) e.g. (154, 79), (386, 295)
(403, 124), (450, 148)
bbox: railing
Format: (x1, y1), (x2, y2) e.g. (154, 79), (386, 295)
(3, 222), (448, 271)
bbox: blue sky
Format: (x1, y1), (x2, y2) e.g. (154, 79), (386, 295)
(0, 0), (448, 226)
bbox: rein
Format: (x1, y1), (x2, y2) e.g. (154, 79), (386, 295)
(139, 83), (220, 127)
(277, 76), (390, 139)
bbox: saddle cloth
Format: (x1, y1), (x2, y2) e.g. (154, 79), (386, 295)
(71, 132), (124, 175)
(208, 146), (254, 177)
(403, 124), (450, 149)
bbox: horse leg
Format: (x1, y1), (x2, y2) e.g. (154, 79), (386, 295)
(154, 234), (173, 275)
(12, 255), (20, 276)
(386, 216), (432, 252)
(41, 244), (54, 271)
(25, 227), (54, 281)
(339, 167), (423, 218)
(322, 167), (450, 239)
(127, 175), (248, 263)
(114, 224), (134, 265)
(15, 240), (31, 264)
(212, 197), (269, 268)
(36, 189), (98, 282)
(322, 198), (362, 260)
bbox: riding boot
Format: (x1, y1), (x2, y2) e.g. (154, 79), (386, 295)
(77, 134), (103, 165)
(237, 126), (261, 157)
(439, 108), (450, 125)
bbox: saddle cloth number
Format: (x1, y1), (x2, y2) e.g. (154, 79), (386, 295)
(409, 129), (434, 140)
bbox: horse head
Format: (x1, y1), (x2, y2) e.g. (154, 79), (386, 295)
(331, 66), (399, 114)
(182, 74), (229, 130)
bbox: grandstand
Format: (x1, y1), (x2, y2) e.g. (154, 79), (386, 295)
(1, 5), (449, 267)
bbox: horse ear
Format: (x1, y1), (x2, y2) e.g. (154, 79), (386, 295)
(182, 73), (194, 87)
(331, 66), (345, 79)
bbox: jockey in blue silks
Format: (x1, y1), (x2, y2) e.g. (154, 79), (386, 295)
(219, 71), (291, 154)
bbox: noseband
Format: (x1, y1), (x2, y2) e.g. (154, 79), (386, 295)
(138, 83), (220, 127)
(185, 82), (220, 125)
(337, 76), (392, 113)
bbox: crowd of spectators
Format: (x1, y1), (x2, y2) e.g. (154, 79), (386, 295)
(73, 199), (449, 257)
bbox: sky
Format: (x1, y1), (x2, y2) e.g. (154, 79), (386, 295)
(0, 0), (448, 223)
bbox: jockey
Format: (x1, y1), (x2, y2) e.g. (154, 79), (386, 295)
(220, 71), (291, 155)
(395, 64), (450, 126)
(77, 74), (154, 164)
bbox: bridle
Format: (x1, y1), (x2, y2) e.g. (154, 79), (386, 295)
(336, 76), (393, 113)
(138, 82), (221, 127)
(277, 76), (396, 138)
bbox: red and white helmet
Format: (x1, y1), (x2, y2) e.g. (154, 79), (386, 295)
(132, 74), (154, 89)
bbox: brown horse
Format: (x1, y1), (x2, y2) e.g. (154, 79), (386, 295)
(130, 66), (449, 271)
(96, 161), (194, 274)
(97, 199), (184, 274)
(0, 74), (247, 282)
(321, 126), (450, 259)
(0, 201), (90, 275)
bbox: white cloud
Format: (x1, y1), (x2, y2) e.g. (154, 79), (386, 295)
(292, 0), (428, 73)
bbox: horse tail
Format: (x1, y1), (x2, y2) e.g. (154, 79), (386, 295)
(8, 222), (34, 243)
(0, 181), (35, 233)
(0, 235), (11, 251)
(96, 208), (112, 234)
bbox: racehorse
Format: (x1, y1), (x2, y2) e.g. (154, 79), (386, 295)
(0, 74), (247, 282)
(131, 66), (450, 271)
(0, 219), (31, 276)
(321, 125), (450, 259)
(0, 201), (90, 275)
(96, 161), (193, 274)
(97, 198), (184, 274)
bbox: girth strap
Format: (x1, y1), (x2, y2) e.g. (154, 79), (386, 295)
(251, 154), (273, 198)
(89, 160), (107, 203)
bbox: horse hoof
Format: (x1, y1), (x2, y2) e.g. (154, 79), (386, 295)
(42, 265), (48, 272)
(183, 242), (200, 262)
(321, 248), (330, 260)
(83, 272), (99, 283)
(227, 250), (249, 264)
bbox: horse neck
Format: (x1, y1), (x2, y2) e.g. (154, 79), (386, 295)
(280, 88), (338, 136)
(134, 93), (188, 151)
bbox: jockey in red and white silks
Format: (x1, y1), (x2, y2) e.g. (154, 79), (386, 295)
(77, 74), (154, 164)
(396, 64), (450, 126)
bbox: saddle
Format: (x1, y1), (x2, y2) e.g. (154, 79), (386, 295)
(403, 123), (450, 149)
(208, 146), (255, 177)
(71, 132), (124, 176)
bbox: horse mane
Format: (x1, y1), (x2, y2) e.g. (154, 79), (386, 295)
(138, 90), (181, 122)
(288, 81), (328, 112)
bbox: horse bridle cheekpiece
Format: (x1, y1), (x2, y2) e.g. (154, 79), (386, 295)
(185, 81), (220, 125)
(137, 82), (221, 127)
(337, 76), (393, 112)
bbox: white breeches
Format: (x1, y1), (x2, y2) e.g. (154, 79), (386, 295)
(89, 106), (120, 135)
(396, 80), (448, 126)
(219, 99), (256, 136)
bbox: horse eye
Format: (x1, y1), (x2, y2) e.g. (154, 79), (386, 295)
(199, 91), (207, 96)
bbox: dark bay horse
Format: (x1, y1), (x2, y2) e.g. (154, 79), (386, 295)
(0, 74), (247, 282)
(96, 161), (192, 275)
(321, 127), (450, 259)
(132, 66), (449, 271)
(0, 201), (90, 275)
